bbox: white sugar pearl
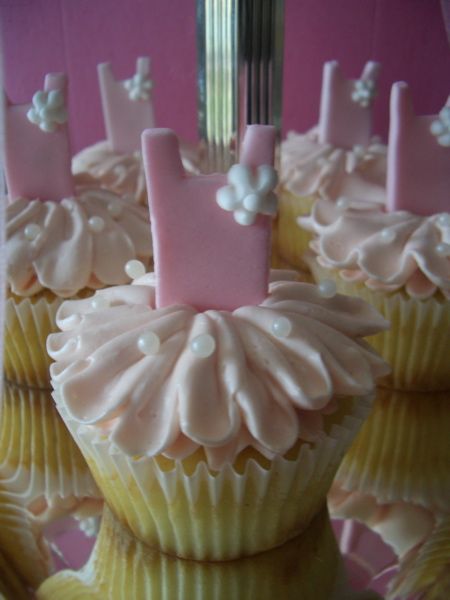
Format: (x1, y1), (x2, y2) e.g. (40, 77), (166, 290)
(271, 317), (292, 338)
(190, 334), (216, 358)
(125, 259), (146, 280)
(91, 296), (110, 311)
(318, 279), (337, 298)
(234, 209), (255, 226)
(437, 213), (450, 228)
(336, 197), (350, 211)
(430, 120), (445, 136)
(379, 228), (396, 243)
(88, 216), (105, 233)
(438, 133), (450, 147)
(435, 243), (450, 257)
(137, 331), (160, 355)
(243, 192), (262, 213)
(107, 200), (123, 218)
(353, 145), (365, 157)
(24, 223), (41, 241)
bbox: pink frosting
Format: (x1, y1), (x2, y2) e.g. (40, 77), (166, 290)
(280, 128), (386, 204)
(300, 199), (450, 299)
(47, 271), (389, 470)
(72, 140), (204, 206)
(6, 189), (152, 297)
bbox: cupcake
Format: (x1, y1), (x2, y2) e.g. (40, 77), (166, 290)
(2, 72), (151, 535)
(72, 57), (204, 205)
(48, 126), (390, 561)
(4, 72), (153, 389)
(277, 61), (386, 270)
(300, 83), (450, 390)
(37, 505), (353, 600)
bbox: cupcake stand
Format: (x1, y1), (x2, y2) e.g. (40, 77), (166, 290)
(1, 2), (450, 599)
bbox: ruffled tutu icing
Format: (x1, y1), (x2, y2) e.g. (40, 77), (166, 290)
(48, 271), (389, 559)
(277, 130), (386, 269)
(5, 189), (152, 388)
(301, 199), (450, 390)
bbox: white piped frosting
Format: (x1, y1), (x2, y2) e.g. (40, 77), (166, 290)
(47, 271), (389, 470)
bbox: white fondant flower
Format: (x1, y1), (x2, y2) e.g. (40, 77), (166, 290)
(351, 79), (377, 108)
(26, 89), (68, 132)
(216, 164), (278, 226)
(430, 107), (450, 147)
(123, 72), (153, 101)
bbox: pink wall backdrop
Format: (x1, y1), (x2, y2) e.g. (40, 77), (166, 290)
(1, 0), (449, 153)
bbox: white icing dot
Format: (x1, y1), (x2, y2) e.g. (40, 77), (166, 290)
(190, 334), (216, 358)
(137, 331), (160, 355)
(318, 279), (337, 298)
(107, 200), (123, 218)
(91, 296), (110, 311)
(125, 259), (146, 280)
(336, 197), (350, 211)
(271, 317), (292, 338)
(435, 243), (450, 257)
(88, 216), (105, 233)
(24, 223), (41, 241)
(437, 213), (450, 228)
(379, 228), (396, 243)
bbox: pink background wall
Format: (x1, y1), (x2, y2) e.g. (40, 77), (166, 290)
(1, 0), (449, 153)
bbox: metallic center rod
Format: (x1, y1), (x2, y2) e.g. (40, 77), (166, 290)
(197, 0), (284, 173)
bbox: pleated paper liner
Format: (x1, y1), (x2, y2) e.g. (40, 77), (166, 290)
(0, 382), (101, 524)
(0, 547), (30, 600)
(37, 504), (349, 600)
(4, 288), (93, 389)
(333, 387), (450, 512)
(0, 484), (52, 590)
(307, 260), (450, 391)
(56, 393), (370, 561)
(387, 514), (450, 600)
(328, 485), (436, 559)
(276, 189), (315, 270)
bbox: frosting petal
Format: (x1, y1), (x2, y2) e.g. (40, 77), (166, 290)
(48, 272), (389, 468)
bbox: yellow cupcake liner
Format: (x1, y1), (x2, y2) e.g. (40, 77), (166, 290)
(0, 383), (100, 524)
(388, 514), (450, 600)
(0, 547), (30, 600)
(4, 292), (63, 389)
(308, 262), (450, 391)
(276, 189), (315, 269)
(38, 504), (348, 600)
(4, 289), (94, 389)
(57, 394), (370, 561)
(0, 484), (52, 590)
(333, 387), (450, 512)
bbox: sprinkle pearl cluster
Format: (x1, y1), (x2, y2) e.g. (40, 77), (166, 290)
(123, 71), (153, 102)
(351, 79), (377, 108)
(430, 107), (450, 147)
(26, 89), (68, 132)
